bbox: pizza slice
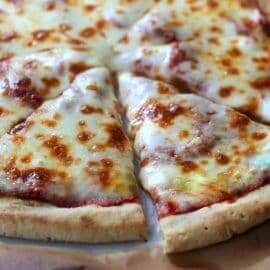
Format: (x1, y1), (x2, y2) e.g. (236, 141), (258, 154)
(0, 48), (101, 137)
(0, 68), (146, 243)
(112, 0), (270, 123)
(119, 72), (270, 253)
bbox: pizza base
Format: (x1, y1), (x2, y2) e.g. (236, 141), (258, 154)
(0, 197), (147, 243)
(160, 185), (270, 253)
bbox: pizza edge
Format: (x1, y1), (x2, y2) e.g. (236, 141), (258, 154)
(160, 185), (270, 253)
(0, 198), (147, 243)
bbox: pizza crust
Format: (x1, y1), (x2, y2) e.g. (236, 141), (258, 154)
(0, 197), (147, 243)
(160, 185), (270, 253)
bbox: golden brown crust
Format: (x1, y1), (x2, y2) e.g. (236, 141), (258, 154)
(0, 197), (147, 243)
(160, 185), (270, 253)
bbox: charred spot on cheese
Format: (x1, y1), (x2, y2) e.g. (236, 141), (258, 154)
(59, 23), (72, 32)
(207, 0), (219, 9)
(43, 135), (73, 166)
(9, 119), (34, 135)
(104, 123), (129, 151)
(252, 132), (267, 140)
(179, 130), (189, 139)
(78, 120), (86, 127)
(32, 30), (51, 42)
(20, 153), (33, 163)
(250, 77), (270, 90)
(69, 62), (91, 77)
(77, 131), (93, 143)
(87, 83), (99, 91)
(157, 82), (173, 94)
(42, 77), (60, 89)
(41, 119), (57, 128)
(219, 86), (234, 98)
(43, 0), (55, 10)
(80, 105), (103, 114)
(0, 31), (18, 42)
(84, 4), (96, 12)
(228, 47), (243, 58)
(0, 106), (8, 116)
(215, 153), (230, 165)
(179, 160), (198, 173)
(134, 99), (186, 128)
(96, 19), (107, 32)
(262, 21), (270, 37)
(86, 159), (114, 187)
(3, 77), (43, 108)
(80, 27), (96, 38)
(230, 111), (250, 129)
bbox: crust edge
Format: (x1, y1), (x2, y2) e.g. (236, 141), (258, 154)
(0, 198), (147, 243)
(160, 185), (270, 253)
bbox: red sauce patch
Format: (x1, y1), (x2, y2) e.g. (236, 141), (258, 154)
(104, 123), (129, 151)
(77, 131), (93, 143)
(135, 100), (186, 128)
(252, 132), (267, 140)
(9, 119), (34, 135)
(179, 160), (198, 173)
(80, 105), (103, 114)
(250, 77), (270, 90)
(0, 32), (17, 42)
(219, 86), (234, 98)
(230, 111), (250, 129)
(80, 27), (96, 38)
(3, 77), (43, 108)
(43, 136), (73, 166)
(169, 43), (187, 69)
(215, 153), (230, 165)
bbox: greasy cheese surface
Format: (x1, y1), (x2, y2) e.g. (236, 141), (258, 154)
(112, 0), (270, 122)
(119, 73), (270, 217)
(0, 48), (101, 136)
(0, 68), (138, 207)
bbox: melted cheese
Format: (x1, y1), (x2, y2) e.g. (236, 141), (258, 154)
(0, 48), (102, 136)
(113, 0), (270, 122)
(0, 68), (138, 207)
(119, 73), (270, 217)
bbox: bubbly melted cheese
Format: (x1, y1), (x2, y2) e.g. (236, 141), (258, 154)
(119, 73), (270, 217)
(0, 68), (138, 207)
(0, 48), (102, 136)
(112, 0), (270, 122)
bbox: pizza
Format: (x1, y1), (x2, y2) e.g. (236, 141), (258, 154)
(0, 0), (268, 254)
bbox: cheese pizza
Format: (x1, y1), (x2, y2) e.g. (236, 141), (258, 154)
(0, 0), (268, 254)
(118, 72), (270, 252)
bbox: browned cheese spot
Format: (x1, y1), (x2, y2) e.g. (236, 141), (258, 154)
(43, 135), (73, 165)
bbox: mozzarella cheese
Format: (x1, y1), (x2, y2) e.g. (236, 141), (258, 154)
(0, 68), (138, 207)
(112, 0), (270, 122)
(119, 73), (270, 217)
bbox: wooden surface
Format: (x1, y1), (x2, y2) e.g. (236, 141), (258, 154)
(0, 220), (270, 270)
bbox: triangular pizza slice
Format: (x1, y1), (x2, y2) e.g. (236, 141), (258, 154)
(0, 68), (146, 243)
(119, 72), (270, 252)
